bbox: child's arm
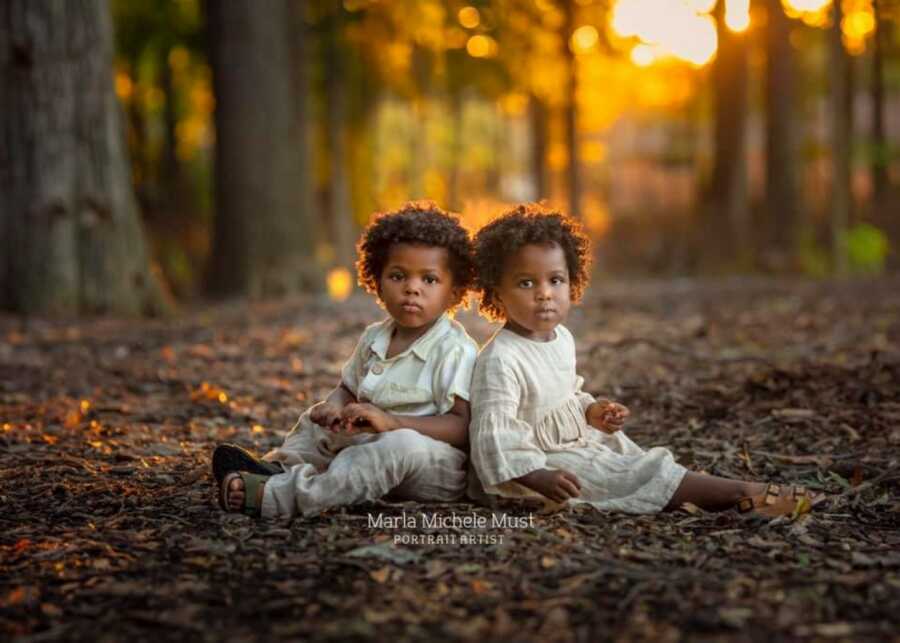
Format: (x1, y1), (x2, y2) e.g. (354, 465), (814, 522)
(309, 383), (357, 430)
(585, 400), (629, 433)
(339, 398), (470, 449)
(514, 469), (581, 503)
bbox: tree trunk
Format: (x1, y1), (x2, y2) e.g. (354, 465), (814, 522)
(206, 0), (318, 298)
(447, 91), (464, 211)
(709, 0), (749, 265)
(562, 0), (580, 218)
(324, 10), (355, 271)
(870, 0), (888, 200)
(764, 0), (800, 264)
(529, 94), (548, 201)
(829, 0), (851, 275)
(289, 0), (318, 257)
(159, 46), (180, 212)
(0, 0), (167, 315)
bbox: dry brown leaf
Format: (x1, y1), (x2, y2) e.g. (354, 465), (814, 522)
(369, 566), (391, 584)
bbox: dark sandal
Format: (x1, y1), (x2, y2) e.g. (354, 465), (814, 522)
(219, 471), (269, 517)
(736, 483), (821, 518)
(212, 443), (283, 484)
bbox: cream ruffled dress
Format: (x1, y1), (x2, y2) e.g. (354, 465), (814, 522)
(469, 325), (687, 514)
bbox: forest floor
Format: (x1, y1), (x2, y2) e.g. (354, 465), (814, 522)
(2, 276), (899, 642)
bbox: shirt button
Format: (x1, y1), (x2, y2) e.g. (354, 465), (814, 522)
(371, 363), (384, 375)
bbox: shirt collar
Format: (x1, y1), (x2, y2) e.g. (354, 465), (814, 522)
(369, 313), (451, 362)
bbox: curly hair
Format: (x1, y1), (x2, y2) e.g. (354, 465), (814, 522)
(474, 203), (592, 322)
(356, 201), (475, 309)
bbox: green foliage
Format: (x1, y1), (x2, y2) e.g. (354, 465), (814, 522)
(843, 223), (890, 275)
(797, 228), (829, 278)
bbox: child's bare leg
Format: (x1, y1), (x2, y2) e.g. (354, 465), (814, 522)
(664, 472), (767, 512)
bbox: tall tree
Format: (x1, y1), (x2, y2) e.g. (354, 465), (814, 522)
(322, 7), (356, 271)
(829, 0), (851, 275)
(764, 0), (800, 264)
(1, 0), (168, 315)
(206, 0), (318, 297)
(289, 0), (317, 262)
(561, 0), (581, 218)
(708, 0), (750, 264)
(870, 0), (888, 200)
(529, 93), (549, 201)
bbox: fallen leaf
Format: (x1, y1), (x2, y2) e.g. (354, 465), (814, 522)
(363, 607), (394, 624)
(369, 566), (391, 583)
(346, 543), (420, 565)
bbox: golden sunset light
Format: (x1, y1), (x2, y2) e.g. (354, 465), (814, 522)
(725, 0), (751, 32)
(610, 0), (718, 66)
(327, 267), (353, 301)
(4, 1), (899, 638)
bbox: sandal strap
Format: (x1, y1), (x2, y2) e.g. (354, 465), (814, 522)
(220, 471), (269, 517)
(239, 472), (269, 516)
(757, 483), (778, 507)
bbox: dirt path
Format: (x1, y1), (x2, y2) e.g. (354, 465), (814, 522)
(2, 276), (899, 641)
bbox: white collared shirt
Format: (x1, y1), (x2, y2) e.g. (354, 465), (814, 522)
(341, 313), (478, 416)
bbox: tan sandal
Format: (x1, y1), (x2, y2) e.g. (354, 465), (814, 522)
(736, 483), (822, 518)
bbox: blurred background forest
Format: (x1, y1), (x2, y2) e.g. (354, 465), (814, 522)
(2, 0), (899, 313)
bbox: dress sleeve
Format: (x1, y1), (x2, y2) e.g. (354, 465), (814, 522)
(574, 375), (595, 413)
(469, 355), (547, 490)
(431, 340), (478, 415)
(340, 325), (374, 398)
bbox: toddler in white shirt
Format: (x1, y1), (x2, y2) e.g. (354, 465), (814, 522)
(214, 201), (478, 519)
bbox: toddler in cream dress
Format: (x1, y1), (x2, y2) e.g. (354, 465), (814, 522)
(469, 205), (821, 518)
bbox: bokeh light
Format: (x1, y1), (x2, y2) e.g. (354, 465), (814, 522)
(458, 6), (480, 29)
(467, 34), (498, 58)
(327, 268), (353, 302)
(571, 24), (600, 54)
(725, 0), (751, 32)
(630, 43), (657, 66)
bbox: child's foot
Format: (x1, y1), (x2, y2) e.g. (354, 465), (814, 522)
(218, 471), (269, 516)
(736, 483), (822, 518)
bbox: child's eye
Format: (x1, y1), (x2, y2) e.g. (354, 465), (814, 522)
(518, 279), (533, 288)
(389, 273), (404, 281)
(423, 275), (438, 285)
(551, 276), (566, 285)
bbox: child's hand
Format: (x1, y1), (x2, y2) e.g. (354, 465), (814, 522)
(340, 403), (400, 434)
(310, 401), (342, 430)
(586, 401), (629, 434)
(516, 468), (581, 504)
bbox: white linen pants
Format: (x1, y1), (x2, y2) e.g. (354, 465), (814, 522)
(259, 411), (467, 519)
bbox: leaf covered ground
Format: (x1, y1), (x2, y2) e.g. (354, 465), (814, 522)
(2, 277), (899, 642)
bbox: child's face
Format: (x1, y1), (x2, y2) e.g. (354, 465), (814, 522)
(495, 242), (571, 341)
(378, 243), (458, 331)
